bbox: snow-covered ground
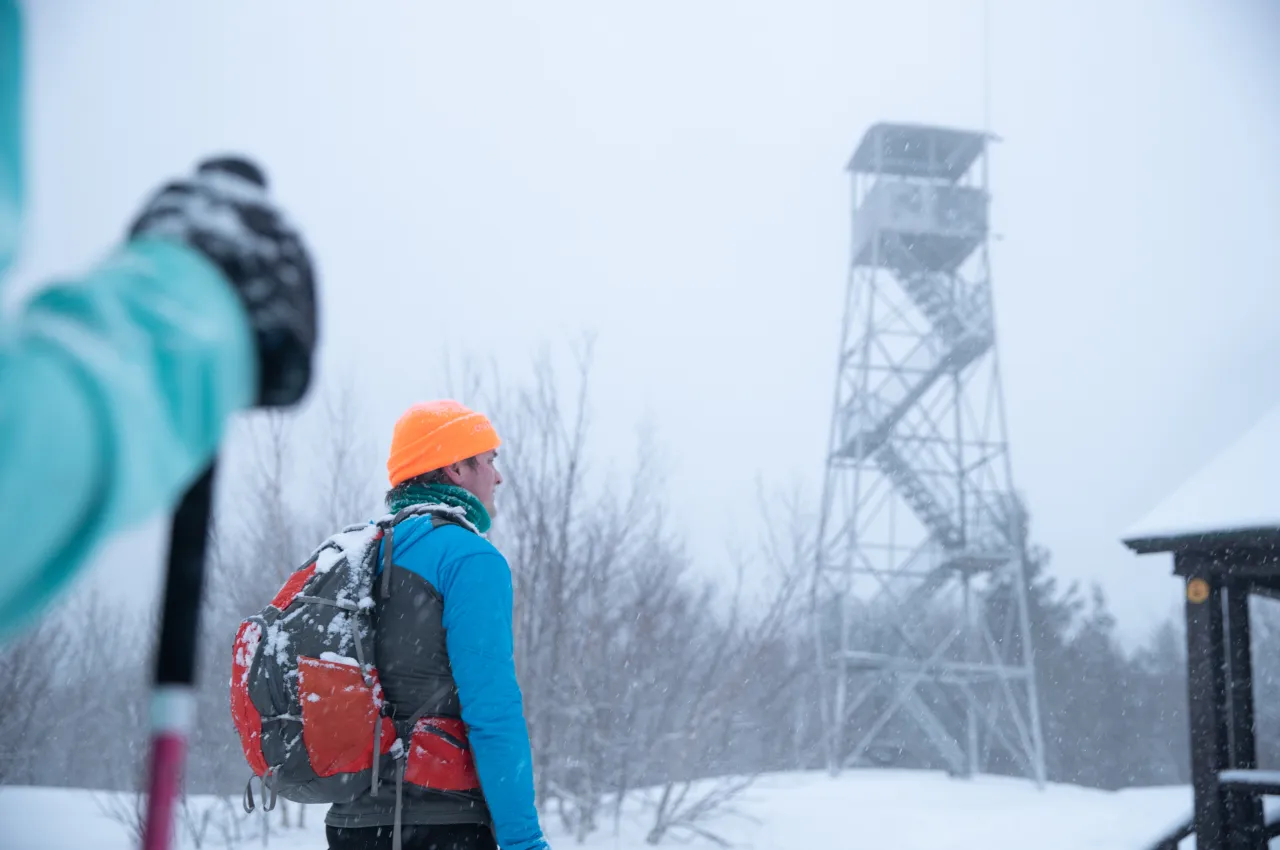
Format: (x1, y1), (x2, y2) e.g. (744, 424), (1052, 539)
(0, 769), (1205, 850)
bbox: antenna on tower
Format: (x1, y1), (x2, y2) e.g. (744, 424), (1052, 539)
(982, 0), (992, 134)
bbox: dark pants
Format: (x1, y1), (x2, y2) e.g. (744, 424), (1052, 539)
(326, 824), (497, 850)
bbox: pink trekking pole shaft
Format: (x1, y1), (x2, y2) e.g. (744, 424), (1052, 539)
(140, 462), (217, 850)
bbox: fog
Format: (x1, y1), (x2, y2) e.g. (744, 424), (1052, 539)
(4, 1), (1280, 847)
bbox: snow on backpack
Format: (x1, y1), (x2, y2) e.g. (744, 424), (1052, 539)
(230, 504), (482, 816)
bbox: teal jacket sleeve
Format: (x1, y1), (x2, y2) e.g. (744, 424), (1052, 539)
(0, 239), (256, 641)
(438, 549), (548, 850)
(0, 0), (257, 642)
(0, 0), (22, 279)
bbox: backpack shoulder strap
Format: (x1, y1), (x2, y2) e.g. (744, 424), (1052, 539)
(379, 521), (396, 600)
(430, 514), (466, 530)
(377, 506), (468, 600)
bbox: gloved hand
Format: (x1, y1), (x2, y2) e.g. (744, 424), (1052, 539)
(128, 156), (318, 408)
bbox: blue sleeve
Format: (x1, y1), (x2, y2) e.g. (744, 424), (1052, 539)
(0, 238), (256, 642)
(437, 549), (547, 850)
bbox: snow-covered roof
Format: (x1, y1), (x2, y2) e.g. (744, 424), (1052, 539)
(1124, 404), (1280, 553)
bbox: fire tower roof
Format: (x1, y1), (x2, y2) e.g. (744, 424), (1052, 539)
(847, 122), (990, 181)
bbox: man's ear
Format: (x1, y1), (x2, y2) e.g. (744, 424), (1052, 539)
(443, 462), (464, 485)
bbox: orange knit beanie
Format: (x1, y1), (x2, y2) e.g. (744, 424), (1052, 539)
(387, 400), (501, 487)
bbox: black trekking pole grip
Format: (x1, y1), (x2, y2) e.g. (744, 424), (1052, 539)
(155, 463), (217, 686)
(140, 461), (218, 850)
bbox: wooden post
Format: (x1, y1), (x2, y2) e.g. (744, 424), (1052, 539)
(1223, 581), (1264, 849)
(1180, 556), (1229, 850)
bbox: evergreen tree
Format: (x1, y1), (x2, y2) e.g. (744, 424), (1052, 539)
(982, 495), (1082, 782)
(1052, 586), (1135, 788)
(1127, 618), (1190, 785)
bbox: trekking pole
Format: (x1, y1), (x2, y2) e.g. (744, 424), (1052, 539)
(140, 462), (218, 850)
(136, 156), (307, 850)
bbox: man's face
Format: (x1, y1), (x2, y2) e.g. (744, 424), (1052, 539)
(448, 450), (503, 517)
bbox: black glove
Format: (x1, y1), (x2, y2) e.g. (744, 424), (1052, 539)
(128, 156), (318, 408)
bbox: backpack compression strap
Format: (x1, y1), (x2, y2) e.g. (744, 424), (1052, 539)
(391, 679), (462, 850)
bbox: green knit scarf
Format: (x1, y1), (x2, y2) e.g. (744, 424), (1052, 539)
(387, 482), (491, 534)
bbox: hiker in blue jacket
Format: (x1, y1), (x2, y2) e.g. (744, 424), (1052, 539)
(0, 0), (317, 642)
(323, 400), (549, 850)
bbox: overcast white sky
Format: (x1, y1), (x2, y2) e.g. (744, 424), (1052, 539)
(10, 0), (1279, 646)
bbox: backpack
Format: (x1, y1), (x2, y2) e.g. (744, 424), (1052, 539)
(229, 504), (482, 818)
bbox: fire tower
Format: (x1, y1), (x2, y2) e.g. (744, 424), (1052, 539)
(812, 122), (1046, 784)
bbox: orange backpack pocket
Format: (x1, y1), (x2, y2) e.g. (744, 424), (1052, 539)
(296, 655), (396, 777)
(404, 717), (481, 791)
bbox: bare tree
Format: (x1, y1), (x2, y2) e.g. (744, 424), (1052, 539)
(55, 589), (154, 791)
(309, 374), (379, 534)
(640, 558), (805, 845)
(469, 340), (816, 845)
(96, 788), (147, 846)
(0, 613), (65, 784)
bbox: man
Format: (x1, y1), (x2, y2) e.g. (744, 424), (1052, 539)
(0, 0), (317, 642)
(325, 400), (550, 850)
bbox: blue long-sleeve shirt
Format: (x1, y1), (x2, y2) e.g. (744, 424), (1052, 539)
(386, 519), (547, 850)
